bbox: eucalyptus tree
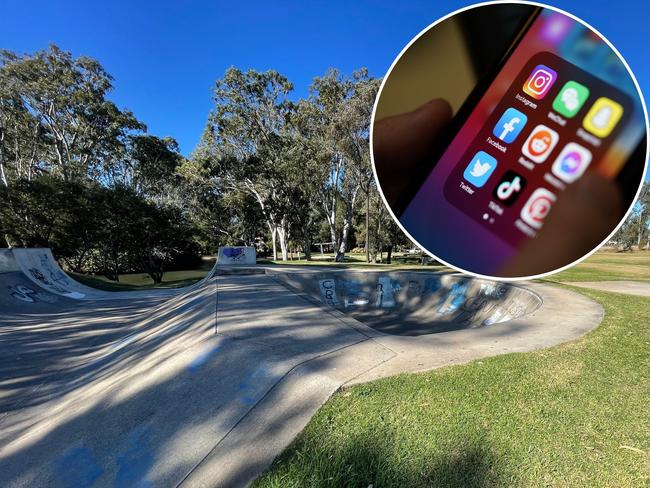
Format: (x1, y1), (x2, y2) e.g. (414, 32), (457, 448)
(199, 67), (298, 260)
(308, 68), (380, 261)
(0, 45), (144, 184)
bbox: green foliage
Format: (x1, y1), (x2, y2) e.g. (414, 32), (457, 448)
(0, 177), (198, 282)
(0, 44), (414, 273)
(0, 45), (202, 280)
(0, 44), (144, 182)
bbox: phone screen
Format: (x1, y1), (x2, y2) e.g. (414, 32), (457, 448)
(399, 9), (646, 275)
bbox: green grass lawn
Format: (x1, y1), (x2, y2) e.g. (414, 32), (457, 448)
(254, 287), (650, 487)
(549, 250), (650, 282)
(260, 251), (445, 270)
(264, 250), (650, 281)
(69, 257), (216, 291)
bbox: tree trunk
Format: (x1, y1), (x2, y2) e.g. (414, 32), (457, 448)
(278, 221), (288, 261)
(386, 245), (393, 264)
(0, 128), (8, 188)
(0, 163), (7, 188)
(327, 214), (337, 254)
(365, 190), (370, 263)
(302, 225), (312, 261)
(336, 218), (351, 262)
(270, 225), (278, 261)
(336, 185), (360, 262)
(638, 211), (645, 249)
(149, 271), (164, 284)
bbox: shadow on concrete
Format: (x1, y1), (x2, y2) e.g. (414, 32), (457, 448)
(0, 275), (381, 486)
(0, 271), (543, 487)
(0, 285), (215, 414)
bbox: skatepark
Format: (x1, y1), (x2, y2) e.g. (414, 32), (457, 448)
(0, 247), (607, 487)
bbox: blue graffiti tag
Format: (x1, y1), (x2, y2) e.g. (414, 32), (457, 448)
(437, 282), (469, 314)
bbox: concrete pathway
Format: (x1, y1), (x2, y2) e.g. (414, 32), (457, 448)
(0, 271), (604, 488)
(564, 280), (650, 297)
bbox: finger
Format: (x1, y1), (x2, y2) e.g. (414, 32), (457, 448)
(373, 98), (452, 175)
(501, 172), (623, 277)
(372, 99), (452, 207)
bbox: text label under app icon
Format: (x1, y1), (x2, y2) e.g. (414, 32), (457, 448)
(552, 80), (590, 118)
(493, 107), (528, 143)
(583, 97), (624, 138)
(522, 64), (557, 99)
(463, 151), (497, 188)
(493, 170), (526, 206)
(520, 188), (556, 230)
(521, 124), (560, 163)
(551, 142), (592, 183)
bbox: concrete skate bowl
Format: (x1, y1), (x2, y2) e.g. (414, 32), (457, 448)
(276, 271), (542, 336)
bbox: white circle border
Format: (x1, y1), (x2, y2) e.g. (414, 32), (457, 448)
(369, 0), (650, 282)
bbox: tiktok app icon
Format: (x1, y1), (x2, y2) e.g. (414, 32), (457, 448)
(493, 170), (526, 206)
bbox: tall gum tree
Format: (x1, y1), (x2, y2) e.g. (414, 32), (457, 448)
(0, 45), (143, 185)
(198, 68), (297, 260)
(308, 69), (380, 261)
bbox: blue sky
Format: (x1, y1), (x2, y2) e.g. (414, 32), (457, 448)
(1, 0), (648, 156)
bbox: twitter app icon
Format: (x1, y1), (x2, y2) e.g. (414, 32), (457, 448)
(463, 151), (497, 188)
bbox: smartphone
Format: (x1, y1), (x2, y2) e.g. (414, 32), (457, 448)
(395, 7), (647, 276)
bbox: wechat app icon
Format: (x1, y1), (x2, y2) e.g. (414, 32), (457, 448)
(552, 81), (590, 118)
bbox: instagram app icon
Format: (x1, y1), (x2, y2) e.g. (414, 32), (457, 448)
(523, 64), (557, 99)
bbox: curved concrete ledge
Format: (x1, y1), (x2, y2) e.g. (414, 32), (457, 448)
(275, 270), (543, 335)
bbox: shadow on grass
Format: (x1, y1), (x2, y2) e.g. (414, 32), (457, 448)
(258, 429), (509, 488)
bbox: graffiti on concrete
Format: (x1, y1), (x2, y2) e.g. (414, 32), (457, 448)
(374, 277), (396, 308)
(8, 284), (57, 303)
(424, 277), (442, 293)
(218, 246), (256, 265)
(28, 268), (69, 294)
(319, 279), (339, 306)
(340, 280), (368, 307)
(9, 284), (36, 303)
(344, 293), (369, 307)
(40, 253), (71, 285)
(406, 280), (422, 298)
(437, 281), (469, 315)
(223, 247), (247, 261)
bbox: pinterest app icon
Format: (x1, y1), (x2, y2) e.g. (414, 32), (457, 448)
(523, 64), (557, 99)
(520, 188), (556, 229)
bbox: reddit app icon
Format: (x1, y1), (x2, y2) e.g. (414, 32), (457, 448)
(521, 124), (559, 163)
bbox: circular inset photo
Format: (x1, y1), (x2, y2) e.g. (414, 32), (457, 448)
(371, 1), (648, 279)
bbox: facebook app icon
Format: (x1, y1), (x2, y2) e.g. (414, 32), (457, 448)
(493, 107), (527, 144)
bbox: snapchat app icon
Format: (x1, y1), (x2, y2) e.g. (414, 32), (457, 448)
(583, 97), (624, 138)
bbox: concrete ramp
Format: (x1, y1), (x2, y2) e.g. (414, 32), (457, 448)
(1, 248), (216, 305)
(11, 248), (104, 299)
(275, 271), (542, 336)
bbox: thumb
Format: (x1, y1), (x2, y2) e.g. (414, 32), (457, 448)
(373, 99), (452, 207)
(501, 172), (623, 277)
